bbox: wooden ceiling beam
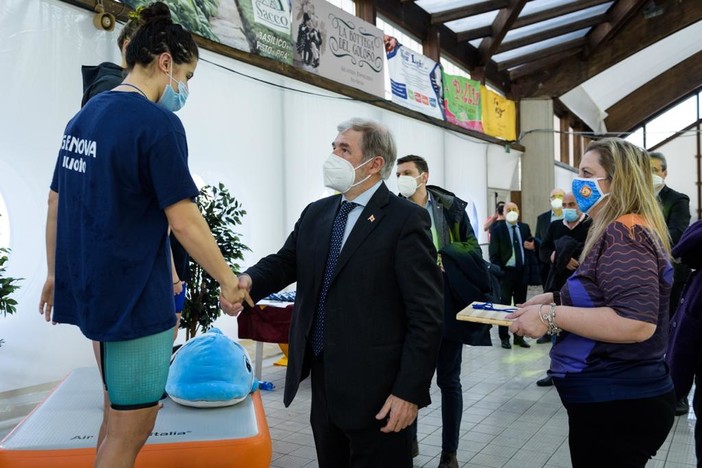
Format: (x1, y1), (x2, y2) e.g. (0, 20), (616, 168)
(584, 0), (649, 58)
(512, 0), (612, 29)
(515, 0), (702, 98)
(497, 37), (586, 71)
(498, 15), (603, 53)
(478, 0), (527, 64)
(430, 0), (509, 25)
(508, 49), (582, 82)
(456, 26), (493, 43)
(605, 51), (702, 133)
(355, 0), (376, 24)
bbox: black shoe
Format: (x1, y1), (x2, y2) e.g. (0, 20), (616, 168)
(514, 336), (531, 348)
(675, 398), (690, 416)
(536, 375), (553, 387)
(501, 338), (512, 349)
(438, 452), (458, 468)
(411, 437), (419, 458)
(536, 334), (551, 344)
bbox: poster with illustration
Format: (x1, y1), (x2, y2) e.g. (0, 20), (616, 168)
(443, 72), (483, 132)
(385, 35), (444, 120)
(291, 0), (385, 98)
(119, 0), (293, 65)
(481, 87), (517, 141)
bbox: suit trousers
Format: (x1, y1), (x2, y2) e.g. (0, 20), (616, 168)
(498, 266), (528, 340)
(562, 390), (675, 468)
(310, 353), (413, 468)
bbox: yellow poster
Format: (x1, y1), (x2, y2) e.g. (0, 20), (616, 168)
(481, 87), (517, 141)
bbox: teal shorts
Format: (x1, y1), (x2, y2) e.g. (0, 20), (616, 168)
(100, 328), (174, 410)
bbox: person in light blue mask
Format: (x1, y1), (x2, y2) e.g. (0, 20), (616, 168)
(40, 3), (252, 467)
(534, 192), (592, 386)
(508, 138), (675, 467)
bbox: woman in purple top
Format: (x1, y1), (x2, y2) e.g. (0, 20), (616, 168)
(508, 138), (675, 467)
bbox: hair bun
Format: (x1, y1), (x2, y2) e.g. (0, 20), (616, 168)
(138, 1), (172, 23)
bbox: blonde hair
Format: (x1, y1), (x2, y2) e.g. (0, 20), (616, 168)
(580, 138), (670, 261)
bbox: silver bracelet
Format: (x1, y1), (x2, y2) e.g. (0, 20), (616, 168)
(540, 303), (562, 336)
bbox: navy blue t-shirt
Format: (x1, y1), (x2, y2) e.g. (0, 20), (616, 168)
(50, 91), (199, 341)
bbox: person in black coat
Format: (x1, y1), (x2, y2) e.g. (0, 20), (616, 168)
(489, 202), (535, 349)
(396, 154), (492, 468)
(237, 119), (443, 467)
(651, 151), (692, 416)
(534, 188), (565, 288)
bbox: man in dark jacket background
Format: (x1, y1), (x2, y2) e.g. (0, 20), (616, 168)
(650, 151), (692, 415)
(396, 154), (492, 468)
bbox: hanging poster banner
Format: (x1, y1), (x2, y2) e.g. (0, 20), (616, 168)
(385, 36), (444, 120)
(291, 0), (385, 98)
(442, 73), (483, 132)
(481, 87), (517, 141)
(119, 0), (293, 65)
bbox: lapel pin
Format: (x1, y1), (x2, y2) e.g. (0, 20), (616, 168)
(368, 214), (376, 222)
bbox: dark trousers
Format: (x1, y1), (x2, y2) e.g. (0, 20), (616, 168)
(408, 338), (463, 454)
(498, 266), (528, 340)
(436, 338), (463, 453)
(562, 391), (675, 468)
(310, 355), (412, 468)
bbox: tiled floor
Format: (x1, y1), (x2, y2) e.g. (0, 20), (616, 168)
(253, 328), (698, 468)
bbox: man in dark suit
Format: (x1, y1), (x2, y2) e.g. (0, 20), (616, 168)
(650, 151), (692, 416)
(534, 188), (565, 288)
(396, 154), (491, 468)
(489, 202), (535, 349)
(234, 118), (443, 467)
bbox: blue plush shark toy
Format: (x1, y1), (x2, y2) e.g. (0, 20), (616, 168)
(166, 328), (259, 407)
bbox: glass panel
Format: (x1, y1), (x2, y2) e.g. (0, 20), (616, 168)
(519, 0), (583, 17)
(645, 95), (697, 148)
(625, 127), (645, 149)
(416, 0), (487, 15)
(441, 57), (471, 79)
(325, 0), (355, 15)
(446, 10), (499, 33)
(377, 17), (422, 54)
(505, 4), (611, 42)
(493, 29), (588, 63)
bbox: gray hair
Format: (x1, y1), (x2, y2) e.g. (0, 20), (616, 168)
(337, 118), (397, 179)
(649, 151), (667, 171)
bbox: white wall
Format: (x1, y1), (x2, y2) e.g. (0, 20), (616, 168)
(0, 0), (508, 391)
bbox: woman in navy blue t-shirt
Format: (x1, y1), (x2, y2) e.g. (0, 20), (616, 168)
(39, 3), (249, 466)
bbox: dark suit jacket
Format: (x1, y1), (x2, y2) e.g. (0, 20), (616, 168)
(244, 182), (443, 430)
(535, 210), (552, 246)
(489, 220), (533, 268)
(535, 210), (555, 285)
(658, 185), (691, 247)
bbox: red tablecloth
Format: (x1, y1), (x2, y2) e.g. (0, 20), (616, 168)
(237, 303), (293, 344)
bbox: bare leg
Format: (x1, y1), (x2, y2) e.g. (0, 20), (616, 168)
(95, 405), (159, 468)
(92, 340), (110, 449)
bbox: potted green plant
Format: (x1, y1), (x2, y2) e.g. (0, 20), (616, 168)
(0, 214), (22, 348)
(180, 183), (249, 340)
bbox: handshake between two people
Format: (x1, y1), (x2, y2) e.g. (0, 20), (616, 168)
(219, 274), (254, 317)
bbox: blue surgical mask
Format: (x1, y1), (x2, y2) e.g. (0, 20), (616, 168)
(157, 68), (189, 112)
(563, 208), (579, 223)
(572, 177), (608, 214)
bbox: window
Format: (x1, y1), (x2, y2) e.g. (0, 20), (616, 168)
(325, 0), (355, 15)
(645, 95), (697, 148)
